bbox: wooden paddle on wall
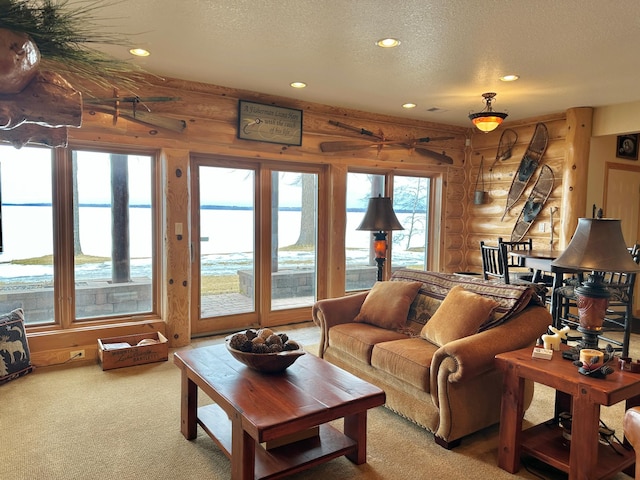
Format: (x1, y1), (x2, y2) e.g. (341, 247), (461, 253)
(320, 120), (454, 164)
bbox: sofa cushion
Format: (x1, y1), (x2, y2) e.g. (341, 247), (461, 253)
(329, 323), (409, 364)
(354, 280), (423, 330)
(420, 286), (500, 347)
(0, 308), (33, 385)
(371, 337), (438, 392)
(391, 269), (540, 331)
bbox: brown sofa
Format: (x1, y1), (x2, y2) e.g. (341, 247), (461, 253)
(623, 407), (640, 479)
(312, 269), (551, 448)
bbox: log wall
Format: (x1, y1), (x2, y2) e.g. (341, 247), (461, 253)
(464, 112), (586, 273)
(11, 73), (590, 362)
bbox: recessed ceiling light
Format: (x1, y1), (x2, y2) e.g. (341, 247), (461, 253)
(129, 48), (150, 57)
(376, 38), (401, 48)
(500, 74), (520, 82)
(402, 103), (417, 109)
(290, 81), (307, 89)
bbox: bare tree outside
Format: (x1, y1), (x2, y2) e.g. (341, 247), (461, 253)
(294, 173), (316, 247)
(393, 177), (430, 251)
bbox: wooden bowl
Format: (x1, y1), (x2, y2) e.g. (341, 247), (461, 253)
(225, 338), (305, 373)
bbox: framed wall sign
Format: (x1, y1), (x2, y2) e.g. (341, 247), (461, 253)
(616, 134), (638, 160)
(237, 100), (303, 146)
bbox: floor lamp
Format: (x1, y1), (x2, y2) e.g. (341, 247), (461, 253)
(357, 196), (404, 281)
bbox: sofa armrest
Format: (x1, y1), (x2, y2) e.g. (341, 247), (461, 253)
(624, 406), (640, 479)
(312, 292), (368, 357)
(430, 305), (551, 407)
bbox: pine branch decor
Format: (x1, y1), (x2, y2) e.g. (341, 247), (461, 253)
(0, 0), (151, 96)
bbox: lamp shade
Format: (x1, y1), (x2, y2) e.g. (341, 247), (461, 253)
(468, 92), (508, 133)
(551, 218), (640, 273)
(468, 112), (508, 133)
(357, 196), (404, 231)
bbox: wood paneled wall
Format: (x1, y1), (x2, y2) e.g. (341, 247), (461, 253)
(16, 73), (590, 360)
(464, 110), (591, 273)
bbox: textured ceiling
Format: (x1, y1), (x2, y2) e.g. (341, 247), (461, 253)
(92, 0), (640, 128)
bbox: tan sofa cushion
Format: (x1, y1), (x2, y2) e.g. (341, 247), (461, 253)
(420, 285), (500, 347)
(354, 280), (423, 329)
(371, 337), (439, 392)
(329, 323), (409, 364)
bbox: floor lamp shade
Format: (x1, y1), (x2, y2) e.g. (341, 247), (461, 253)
(357, 196), (404, 281)
(357, 196), (404, 232)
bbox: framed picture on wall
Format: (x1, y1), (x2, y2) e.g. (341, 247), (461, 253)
(616, 134), (639, 160)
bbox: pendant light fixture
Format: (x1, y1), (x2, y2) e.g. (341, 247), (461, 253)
(469, 92), (508, 133)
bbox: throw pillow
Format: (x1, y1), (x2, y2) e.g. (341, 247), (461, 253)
(354, 281), (423, 330)
(420, 285), (500, 346)
(0, 308), (34, 385)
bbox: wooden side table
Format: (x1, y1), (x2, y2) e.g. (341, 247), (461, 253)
(495, 345), (640, 480)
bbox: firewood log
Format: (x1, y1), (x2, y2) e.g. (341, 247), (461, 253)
(0, 28), (40, 94)
(0, 70), (82, 129)
(0, 123), (68, 148)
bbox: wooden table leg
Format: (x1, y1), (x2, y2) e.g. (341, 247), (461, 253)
(180, 368), (198, 440)
(498, 364), (526, 473)
(231, 411), (255, 480)
(569, 387), (600, 480)
(344, 410), (367, 464)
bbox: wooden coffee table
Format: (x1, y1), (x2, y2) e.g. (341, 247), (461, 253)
(174, 344), (385, 480)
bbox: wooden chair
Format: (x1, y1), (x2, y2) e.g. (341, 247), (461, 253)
(481, 241), (548, 304)
(554, 245), (640, 357)
(498, 237), (534, 282)
(480, 241), (508, 283)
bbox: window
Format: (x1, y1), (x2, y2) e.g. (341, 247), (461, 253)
(73, 150), (154, 320)
(391, 175), (431, 271)
(0, 145), (156, 326)
(345, 172), (385, 291)
(0, 146), (55, 324)
(346, 171), (433, 291)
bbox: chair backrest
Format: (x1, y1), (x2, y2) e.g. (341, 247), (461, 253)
(598, 245), (640, 303)
(498, 237), (532, 268)
(480, 241), (510, 283)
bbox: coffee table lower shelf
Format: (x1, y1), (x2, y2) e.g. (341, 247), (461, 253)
(197, 403), (357, 480)
(521, 422), (635, 479)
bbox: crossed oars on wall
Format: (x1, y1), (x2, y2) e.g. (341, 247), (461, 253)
(320, 120), (454, 164)
(85, 92), (187, 133)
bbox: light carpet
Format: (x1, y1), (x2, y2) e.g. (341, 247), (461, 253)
(0, 342), (635, 480)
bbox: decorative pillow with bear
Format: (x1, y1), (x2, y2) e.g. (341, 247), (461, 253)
(420, 285), (500, 346)
(0, 308), (34, 385)
(354, 280), (423, 330)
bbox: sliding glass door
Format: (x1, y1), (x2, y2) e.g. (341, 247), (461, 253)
(191, 158), (321, 335)
(271, 171), (318, 311)
(198, 165), (256, 319)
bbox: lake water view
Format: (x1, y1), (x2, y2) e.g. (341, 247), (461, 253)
(0, 206), (426, 283)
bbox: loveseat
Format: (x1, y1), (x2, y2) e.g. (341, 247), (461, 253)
(312, 269), (551, 448)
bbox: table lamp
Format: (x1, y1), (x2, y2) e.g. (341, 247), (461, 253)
(357, 195), (404, 281)
(551, 218), (640, 351)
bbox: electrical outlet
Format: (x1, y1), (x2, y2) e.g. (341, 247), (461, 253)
(538, 222), (546, 233)
(70, 349), (85, 360)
